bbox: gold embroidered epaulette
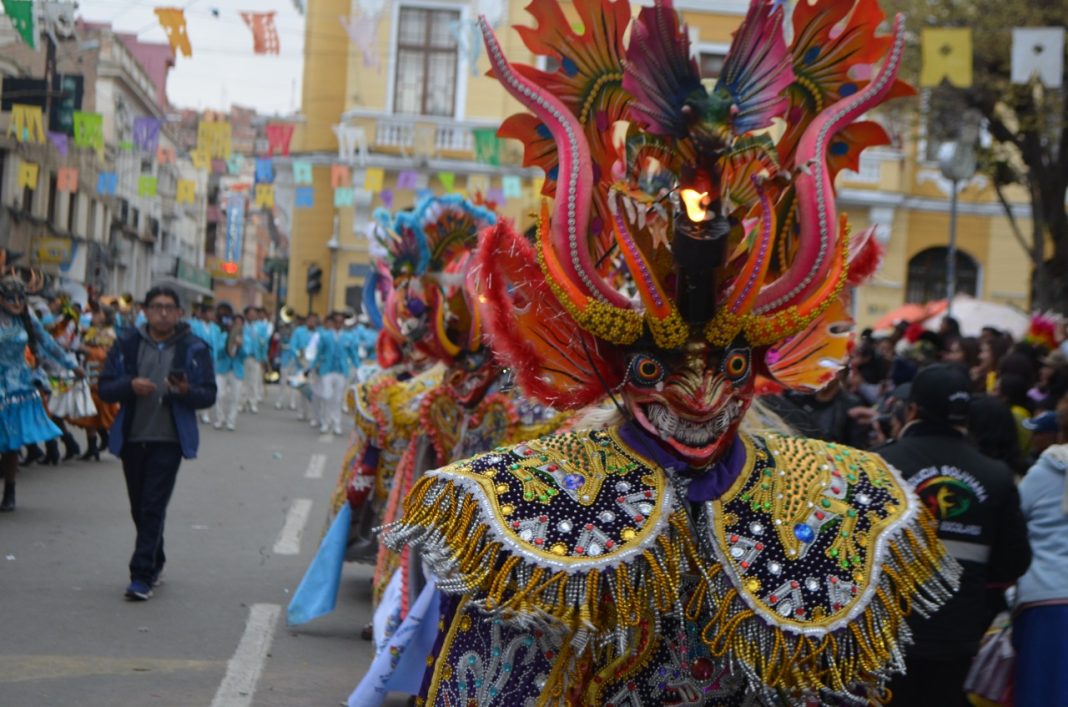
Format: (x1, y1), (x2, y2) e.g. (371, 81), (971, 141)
(658, 433), (961, 702)
(383, 428), (690, 634)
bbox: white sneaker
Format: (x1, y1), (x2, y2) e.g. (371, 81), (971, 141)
(309, 419), (320, 428)
(226, 422), (236, 431)
(250, 404), (259, 414)
(288, 403), (297, 411)
(213, 422), (223, 430)
(320, 423), (330, 434)
(333, 424), (343, 436)
(200, 414), (210, 424)
(274, 401), (283, 410)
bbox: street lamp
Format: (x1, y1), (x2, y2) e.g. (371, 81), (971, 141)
(937, 111), (980, 316)
(326, 214), (340, 314)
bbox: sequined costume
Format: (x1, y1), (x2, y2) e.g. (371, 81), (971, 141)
(363, 195), (571, 607)
(69, 325), (120, 431)
(0, 310), (79, 452)
(330, 357), (440, 522)
(380, 0), (959, 703)
(391, 426), (953, 704)
(348, 196), (572, 705)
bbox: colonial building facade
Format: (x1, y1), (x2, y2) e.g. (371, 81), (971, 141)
(289, 0), (1034, 325)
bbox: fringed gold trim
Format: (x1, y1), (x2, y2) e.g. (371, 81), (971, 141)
(684, 506), (961, 704)
(383, 476), (696, 633)
(384, 476), (704, 704)
(388, 466), (961, 705)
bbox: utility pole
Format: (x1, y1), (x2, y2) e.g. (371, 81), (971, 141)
(937, 112), (979, 317)
(326, 213), (340, 314)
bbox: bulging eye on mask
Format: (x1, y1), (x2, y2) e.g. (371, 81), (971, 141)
(622, 340), (756, 468)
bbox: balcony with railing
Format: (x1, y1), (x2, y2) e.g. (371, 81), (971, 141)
(338, 109), (516, 166)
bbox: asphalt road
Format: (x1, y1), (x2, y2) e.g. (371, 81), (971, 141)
(0, 392), (405, 707)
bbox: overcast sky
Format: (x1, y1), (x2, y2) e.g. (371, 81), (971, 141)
(79, 0), (306, 116)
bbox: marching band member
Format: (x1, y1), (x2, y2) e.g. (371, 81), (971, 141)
(212, 306), (244, 431)
(312, 312), (351, 437)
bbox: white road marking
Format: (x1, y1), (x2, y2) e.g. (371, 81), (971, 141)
(303, 453), (327, 479)
(272, 499), (313, 555)
(210, 603), (281, 707)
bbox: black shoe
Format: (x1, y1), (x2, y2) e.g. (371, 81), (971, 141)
(22, 445), (43, 465)
(360, 623), (373, 641)
(99, 429), (110, 450)
(62, 434), (81, 461)
(41, 440), (60, 466)
(0, 482), (14, 512)
(79, 438), (100, 462)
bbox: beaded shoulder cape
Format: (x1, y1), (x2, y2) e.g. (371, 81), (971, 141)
(332, 365), (446, 517)
(384, 427), (959, 704)
(418, 384), (572, 464)
(375, 382), (575, 609)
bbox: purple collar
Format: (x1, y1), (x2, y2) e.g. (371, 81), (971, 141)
(616, 423), (746, 502)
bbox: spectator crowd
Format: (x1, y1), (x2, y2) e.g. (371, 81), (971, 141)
(764, 315), (1068, 706)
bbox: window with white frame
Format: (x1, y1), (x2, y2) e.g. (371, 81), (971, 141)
(698, 51), (726, 80)
(393, 7), (461, 117)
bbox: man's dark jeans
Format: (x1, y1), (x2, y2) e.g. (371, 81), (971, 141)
(121, 442), (183, 583)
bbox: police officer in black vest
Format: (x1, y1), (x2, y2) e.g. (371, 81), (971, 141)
(877, 363), (1031, 706)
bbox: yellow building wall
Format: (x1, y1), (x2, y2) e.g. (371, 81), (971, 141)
(288, 0), (351, 313)
(855, 209), (910, 325)
(292, 0), (1036, 326)
(982, 218), (1031, 309)
(297, 0), (350, 152)
(853, 206), (1035, 329)
(289, 165), (336, 314)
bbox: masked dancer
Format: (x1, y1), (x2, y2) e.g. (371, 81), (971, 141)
(0, 271), (83, 511)
(381, 1), (960, 703)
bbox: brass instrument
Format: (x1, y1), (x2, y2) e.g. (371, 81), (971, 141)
(280, 305), (296, 324)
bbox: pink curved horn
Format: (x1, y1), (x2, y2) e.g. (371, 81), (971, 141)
(754, 14), (906, 315)
(724, 177), (775, 316)
(479, 16), (629, 308)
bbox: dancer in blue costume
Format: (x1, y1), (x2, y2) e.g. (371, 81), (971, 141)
(1, 273), (84, 511)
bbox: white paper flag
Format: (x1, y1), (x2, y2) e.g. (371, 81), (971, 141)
(1011, 27), (1065, 88)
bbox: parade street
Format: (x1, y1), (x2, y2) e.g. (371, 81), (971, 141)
(0, 400), (397, 707)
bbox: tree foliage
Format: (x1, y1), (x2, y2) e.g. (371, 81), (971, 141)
(884, 0), (1068, 311)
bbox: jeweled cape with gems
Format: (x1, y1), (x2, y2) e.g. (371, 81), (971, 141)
(384, 427), (959, 705)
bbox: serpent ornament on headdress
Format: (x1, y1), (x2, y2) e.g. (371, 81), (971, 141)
(476, 0), (907, 469)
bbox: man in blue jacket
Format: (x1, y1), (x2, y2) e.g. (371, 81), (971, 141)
(100, 286), (217, 601)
